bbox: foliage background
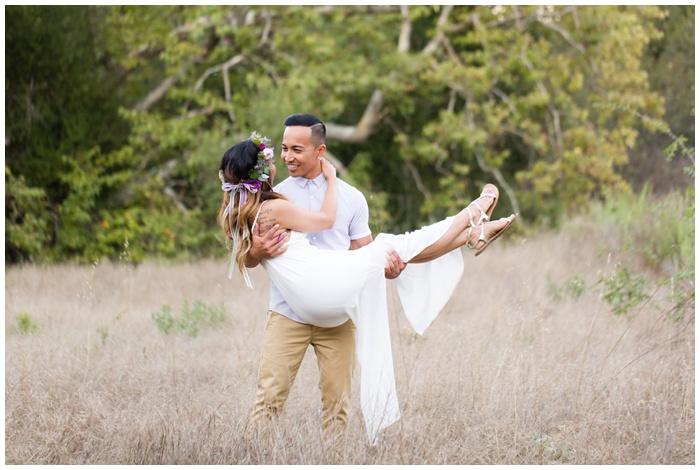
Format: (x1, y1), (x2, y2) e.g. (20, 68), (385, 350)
(4, 5), (695, 264)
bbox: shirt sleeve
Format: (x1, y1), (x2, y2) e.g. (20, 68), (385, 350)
(348, 188), (372, 240)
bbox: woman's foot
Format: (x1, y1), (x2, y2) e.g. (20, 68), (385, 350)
(466, 184), (499, 228)
(467, 213), (517, 256)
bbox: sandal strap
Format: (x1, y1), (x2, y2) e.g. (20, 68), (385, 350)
(467, 198), (490, 226)
(466, 223), (486, 249)
(466, 226), (476, 249)
(466, 190), (498, 229)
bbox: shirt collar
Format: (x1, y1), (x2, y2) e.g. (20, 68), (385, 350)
(291, 173), (326, 189)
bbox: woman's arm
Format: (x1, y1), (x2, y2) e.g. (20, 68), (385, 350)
(259, 158), (338, 235)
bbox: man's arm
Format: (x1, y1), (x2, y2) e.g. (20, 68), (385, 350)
(350, 234), (406, 280)
(349, 234), (372, 251)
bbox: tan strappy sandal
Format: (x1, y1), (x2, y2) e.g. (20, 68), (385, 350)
(466, 184), (499, 229)
(468, 213), (518, 257)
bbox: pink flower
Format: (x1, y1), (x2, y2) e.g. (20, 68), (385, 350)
(263, 148), (274, 159)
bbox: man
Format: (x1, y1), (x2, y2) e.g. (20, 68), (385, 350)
(245, 113), (405, 444)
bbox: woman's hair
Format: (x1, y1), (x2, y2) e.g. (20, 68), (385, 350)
(217, 139), (285, 274)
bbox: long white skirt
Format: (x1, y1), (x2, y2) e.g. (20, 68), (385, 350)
(261, 216), (464, 444)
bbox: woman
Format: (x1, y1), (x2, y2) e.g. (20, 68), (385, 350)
(218, 132), (516, 443)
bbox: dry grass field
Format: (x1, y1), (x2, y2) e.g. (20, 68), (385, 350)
(5, 218), (695, 464)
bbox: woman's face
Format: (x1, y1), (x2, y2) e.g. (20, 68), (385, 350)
(280, 125), (325, 180)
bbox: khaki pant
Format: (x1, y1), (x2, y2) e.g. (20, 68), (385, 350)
(247, 310), (356, 443)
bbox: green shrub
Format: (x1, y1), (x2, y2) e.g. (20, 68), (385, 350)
(12, 313), (40, 335)
(5, 168), (52, 263)
(152, 300), (226, 337)
(531, 433), (575, 464)
(595, 185), (690, 270)
(547, 272), (587, 301)
(152, 305), (176, 335)
(598, 267), (650, 316)
(592, 184), (693, 320)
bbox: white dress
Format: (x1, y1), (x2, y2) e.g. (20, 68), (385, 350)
(258, 215), (464, 444)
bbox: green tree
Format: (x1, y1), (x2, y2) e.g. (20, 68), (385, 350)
(5, 6), (129, 262)
(102, 6), (668, 231)
(623, 5), (695, 193)
(5, 5), (676, 262)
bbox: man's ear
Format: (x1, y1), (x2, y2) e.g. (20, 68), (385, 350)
(317, 144), (327, 158)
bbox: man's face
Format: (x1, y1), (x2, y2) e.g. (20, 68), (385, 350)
(281, 126), (325, 179)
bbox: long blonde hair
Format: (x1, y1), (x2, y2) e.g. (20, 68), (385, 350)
(217, 139), (285, 278)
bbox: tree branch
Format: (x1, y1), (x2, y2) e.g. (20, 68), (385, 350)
(519, 41), (563, 154)
(325, 89), (384, 143)
(464, 92), (521, 215)
(134, 19), (221, 112)
(406, 160), (434, 222)
(512, 5), (524, 29)
(447, 88), (457, 113)
(193, 53), (247, 92)
(222, 68), (235, 122)
(421, 5), (453, 55)
(442, 35), (465, 68)
(323, 6), (462, 145)
(324, 5), (418, 144)
(398, 5), (411, 53)
(491, 85), (517, 115)
(171, 16), (214, 39)
(538, 19), (586, 54)
(258, 8), (273, 47)
(134, 62), (192, 112)
(158, 160), (189, 215)
(163, 186), (189, 215)
(475, 152), (520, 216)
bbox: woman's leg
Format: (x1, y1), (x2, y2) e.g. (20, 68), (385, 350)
(406, 185), (498, 262)
(409, 212), (516, 263)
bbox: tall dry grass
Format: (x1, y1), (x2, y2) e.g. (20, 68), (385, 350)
(5, 221), (694, 464)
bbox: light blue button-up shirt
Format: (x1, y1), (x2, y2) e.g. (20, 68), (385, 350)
(269, 173), (372, 323)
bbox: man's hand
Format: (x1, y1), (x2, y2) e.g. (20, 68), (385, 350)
(384, 249), (406, 280)
(246, 223), (288, 268)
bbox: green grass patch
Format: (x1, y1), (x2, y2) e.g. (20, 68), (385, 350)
(152, 300), (226, 337)
(590, 185), (694, 320)
(11, 313), (41, 335)
(547, 272), (587, 301)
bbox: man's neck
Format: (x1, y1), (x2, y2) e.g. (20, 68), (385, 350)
(302, 168), (323, 181)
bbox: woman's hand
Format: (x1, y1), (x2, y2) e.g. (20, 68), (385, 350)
(320, 157), (336, 181)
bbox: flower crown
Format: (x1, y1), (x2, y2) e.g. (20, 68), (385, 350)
(218, 131), (274, 190)
(248, 131), (274, 182)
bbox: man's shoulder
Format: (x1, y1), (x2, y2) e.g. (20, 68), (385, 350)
(337, 177), (367, 202)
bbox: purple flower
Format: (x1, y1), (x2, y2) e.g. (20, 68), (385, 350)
(258, 142), (266, 150)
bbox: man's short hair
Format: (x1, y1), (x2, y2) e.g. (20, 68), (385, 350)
(284, 113), (326, 146)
